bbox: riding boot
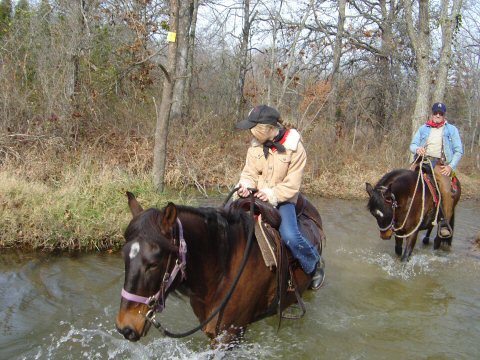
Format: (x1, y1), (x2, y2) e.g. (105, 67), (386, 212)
(309, 256), (325, 290)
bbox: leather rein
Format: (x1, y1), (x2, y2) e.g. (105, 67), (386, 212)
(378, 158), (441, 238)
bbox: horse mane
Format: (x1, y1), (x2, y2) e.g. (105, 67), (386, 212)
(124, 204), (251, 274)
(375, 169), (410, 188)
(172, 205), (251, 274)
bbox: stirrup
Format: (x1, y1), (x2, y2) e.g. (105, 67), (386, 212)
(438, 220), (452, 238)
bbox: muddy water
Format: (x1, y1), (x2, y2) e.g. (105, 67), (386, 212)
(1, 198), (479, 360)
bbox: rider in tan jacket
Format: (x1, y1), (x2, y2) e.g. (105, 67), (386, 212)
(235, 105), (324, 290)
(237, 127), (306, 207)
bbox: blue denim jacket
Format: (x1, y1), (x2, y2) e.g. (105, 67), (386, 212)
(409, 122), (463, 170)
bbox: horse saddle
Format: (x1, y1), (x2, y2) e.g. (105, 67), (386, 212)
(229, 195), (325, 320)
(229, 194), (325, 270)
(229, 197), (282, 270)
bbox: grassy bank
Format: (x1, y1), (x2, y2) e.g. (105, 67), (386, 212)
(1, 121), (479, 251)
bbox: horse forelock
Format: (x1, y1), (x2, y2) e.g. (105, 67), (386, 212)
(367, 190), (384, 212)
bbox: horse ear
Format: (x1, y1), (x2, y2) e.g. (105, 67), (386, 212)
(126, 191), (143, 217)
(365, 183), (374, 197)
(161, 202), (177, 230)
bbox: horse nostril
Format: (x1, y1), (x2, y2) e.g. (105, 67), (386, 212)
(118, 326), (140, 341)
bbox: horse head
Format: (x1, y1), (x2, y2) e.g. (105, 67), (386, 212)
(116, 192), (181, 341)
(366, 182), (396, 239)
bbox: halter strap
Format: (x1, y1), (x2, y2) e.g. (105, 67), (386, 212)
(378, 197), (397, 232)
(121, 218), (187, 312)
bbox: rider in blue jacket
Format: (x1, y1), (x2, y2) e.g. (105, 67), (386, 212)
(409, 102), (463, 237)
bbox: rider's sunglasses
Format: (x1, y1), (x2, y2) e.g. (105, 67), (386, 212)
(433, 111), (444, 116)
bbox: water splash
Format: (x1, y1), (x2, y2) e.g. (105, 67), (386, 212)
(336, 245), (455, 280)
(24, 320), (275, 360)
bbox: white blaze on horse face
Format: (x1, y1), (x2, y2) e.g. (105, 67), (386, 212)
(376, 209), (384, 218)
(129, 242), (140, 259)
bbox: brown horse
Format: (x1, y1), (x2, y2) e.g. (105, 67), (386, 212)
(366, 168), (461, 261)
(115, 192), (324, 345)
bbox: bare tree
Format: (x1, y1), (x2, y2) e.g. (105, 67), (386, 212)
(183, 0), (199, 119)
(267, 0), (284, 106)
(404, 0), (431, 134)
(432, 0), (463, 103)
(170, 0), (192, 124)
(235, 0), (257, 120)
(328, 0), (346, 125)
(153, 0), (179, 192)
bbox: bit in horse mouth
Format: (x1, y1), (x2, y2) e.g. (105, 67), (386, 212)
(141, 320), (152, 337)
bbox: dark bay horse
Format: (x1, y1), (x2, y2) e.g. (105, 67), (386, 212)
(366, 168), (461, 261)
(115, 192), (323, 344)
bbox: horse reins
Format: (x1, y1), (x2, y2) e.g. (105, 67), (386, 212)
(380, 157), (442, 238)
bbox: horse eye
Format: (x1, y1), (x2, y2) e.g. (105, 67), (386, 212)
(147, 263), (159, 271)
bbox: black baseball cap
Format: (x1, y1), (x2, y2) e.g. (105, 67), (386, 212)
(236, 105), (280, 129)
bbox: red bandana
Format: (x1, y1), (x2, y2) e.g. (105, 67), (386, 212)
(425, 119), (446, 128)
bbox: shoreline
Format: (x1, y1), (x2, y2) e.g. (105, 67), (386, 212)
(1, 168), (478, 253)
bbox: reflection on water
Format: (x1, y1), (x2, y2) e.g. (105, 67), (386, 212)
(1, 199), (479, 359)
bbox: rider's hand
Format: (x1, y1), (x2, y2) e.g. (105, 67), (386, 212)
(237, 184), (251, 198)
(254, 191), (269, 202)
(440, 165), (452, 176)
(416, 147), (426, 156)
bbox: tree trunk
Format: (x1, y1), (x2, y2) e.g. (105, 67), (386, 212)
(71, 0), (86, 109)
(170, 0), (190, 124)
(404, 0), (431, 134)
(183, 0), (198, 119)
(267, 0), (283, 105)
(153, 0), (179, 192)
(235, 0), (251, 121)
(432, 0), (463, 103)
(328, 0), (346, 126)
(378, 0), (396, 129)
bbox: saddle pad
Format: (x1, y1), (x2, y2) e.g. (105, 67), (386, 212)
(254, 214), (278, 269)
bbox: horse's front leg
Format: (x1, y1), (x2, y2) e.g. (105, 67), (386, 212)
(422, 225), (433, 245)
(395, 236), (403, 256)
(401, 232), (419, 262)
(210, 326), (245, 349)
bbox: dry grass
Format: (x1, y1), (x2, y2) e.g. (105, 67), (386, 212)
(1, 114), (479, 251)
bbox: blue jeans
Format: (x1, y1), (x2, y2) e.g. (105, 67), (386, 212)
(278, 202), (320, 274)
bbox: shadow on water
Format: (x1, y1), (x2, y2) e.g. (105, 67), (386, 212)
(1, 199), (479, 359)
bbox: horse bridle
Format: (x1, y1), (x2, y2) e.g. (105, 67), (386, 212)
(377, 188), (398, 232)
(120, 189), (257, 339)
(121, 218), (187, 319)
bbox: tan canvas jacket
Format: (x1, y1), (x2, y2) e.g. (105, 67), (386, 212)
(237, 129), (306, 206)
